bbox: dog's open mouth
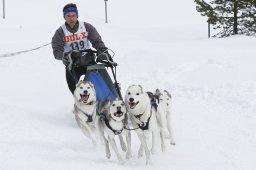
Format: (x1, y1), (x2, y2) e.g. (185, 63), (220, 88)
(79, 94), (90, 103)
(114, 111), (124, 117)
(128, 101), (139, 109)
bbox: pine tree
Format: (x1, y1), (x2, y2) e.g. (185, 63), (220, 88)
(195, 0), (256, 37)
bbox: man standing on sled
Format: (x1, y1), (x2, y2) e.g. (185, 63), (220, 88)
(51, 3), (112, 94)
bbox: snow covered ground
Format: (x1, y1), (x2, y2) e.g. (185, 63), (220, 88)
(0, 0), (256, 170)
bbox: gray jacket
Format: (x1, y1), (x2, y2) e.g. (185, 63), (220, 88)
(52, 21), (107, 60)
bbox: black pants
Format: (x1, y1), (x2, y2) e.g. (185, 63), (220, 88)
(66, 66), (87, 94)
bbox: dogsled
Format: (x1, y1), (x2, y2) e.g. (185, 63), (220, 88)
(66, 49), (122, 101)
(66, 49), (175, 165)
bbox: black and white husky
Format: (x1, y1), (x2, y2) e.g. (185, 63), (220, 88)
(73, 75), (98, 146)
(155, 89), (176, 145)
(125, 85), (165, 165)
(96, 99), (132, 164)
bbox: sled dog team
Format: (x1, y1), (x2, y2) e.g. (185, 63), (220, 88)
(73, 75), (176, 164)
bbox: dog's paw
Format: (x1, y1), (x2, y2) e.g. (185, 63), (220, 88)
(138, 149), (143, 158)
(126, 152), (132, 160)
(151, 148), (157, 154)
(170, 140), (176, 145)
(118, 157), (125, 165)
(145, 156), (152, 165)
(106, 152), (111, 159)
(164, 134), (171, 139)
(120, 143), (127, 152)
(161, 142), (166, 152)
(161, 146), (166, 152)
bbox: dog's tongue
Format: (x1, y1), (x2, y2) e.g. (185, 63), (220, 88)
(114, 111), (123, 117)
(129, 102), (135, 107)
(79, 95), (89, 102)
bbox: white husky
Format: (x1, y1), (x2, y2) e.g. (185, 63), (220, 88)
(155, 89), (176, 145)
(96, 99), (132, 164)
(73, 75), (98, 146)
(125, 85), (164, 164)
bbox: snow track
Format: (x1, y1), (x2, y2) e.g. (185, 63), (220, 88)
(0, 0), (256, 169)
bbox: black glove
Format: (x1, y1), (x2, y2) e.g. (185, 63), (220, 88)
(62, 51), (71, 66)
(80, 52), (96, 66)
(62, 50), (82, 67)
(70, 51), (82, 66)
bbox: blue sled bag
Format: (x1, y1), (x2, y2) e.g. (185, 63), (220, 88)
(85, 64), (119, 101)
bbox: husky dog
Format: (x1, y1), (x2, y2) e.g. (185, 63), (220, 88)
(73, 75), (98, 146)
(125, 85), (164, 164)
(96, 99), (132, 164)
(155, 89), (176, 145)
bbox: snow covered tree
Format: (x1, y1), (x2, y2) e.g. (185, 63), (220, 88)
(195, 0), (256, 37)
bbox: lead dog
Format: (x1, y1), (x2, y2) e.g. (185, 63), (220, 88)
(125, 85), (164, 164)
(96, 99), (132, 164)
(155, 89), (176, 145)
(73, 75), (98, 146)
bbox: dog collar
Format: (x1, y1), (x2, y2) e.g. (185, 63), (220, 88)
(87, 101), (95, 105)
(81, 111), (93, 123)
(101, 115), (124, 135)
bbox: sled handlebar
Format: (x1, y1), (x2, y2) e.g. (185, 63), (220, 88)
(96, 51), (118, 67)
(79, 49), (97, 53)
(83, 48), (117, 67)
(66, 49), (117, 70)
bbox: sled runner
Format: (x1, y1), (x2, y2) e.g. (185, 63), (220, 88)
(66, 49), (122, 101)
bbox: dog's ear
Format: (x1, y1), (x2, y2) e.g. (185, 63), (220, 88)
(127, 84), (134, 90)
(138, 85), (144, 94)
(115, 97), (121, 101)
(79, 75), (86, 82)
(75, 81), (81, 88)
(126, 86), (131, 94)
(155, 89), (161, 97)
(164, 90), (172, 98)
(76, 75), (85, 86)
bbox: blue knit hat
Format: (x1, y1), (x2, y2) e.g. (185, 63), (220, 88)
(63, 3), (78, 18)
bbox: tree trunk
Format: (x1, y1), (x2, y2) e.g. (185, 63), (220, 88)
(233, 0), (238, 34)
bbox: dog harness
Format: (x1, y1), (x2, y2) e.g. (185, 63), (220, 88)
(132, 92), (157, 131)
(136, 108), (153, 131)
(133, 92), (157, 120)
(74, 104), (95, 123)
(99, 113), (123, 135)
